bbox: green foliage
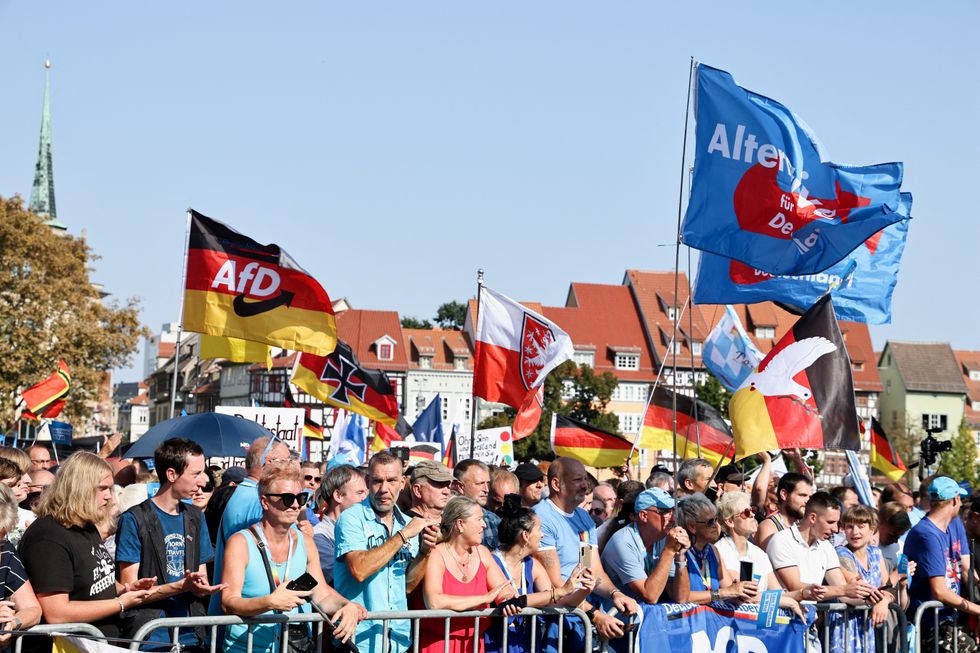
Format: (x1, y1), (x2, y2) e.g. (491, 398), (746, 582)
(0, 195), (146, 425)
(695, 375), (730, 419)
(400, 316), (432, 329)
(937, 419), (977, 485)
(435, 301), (467, 330)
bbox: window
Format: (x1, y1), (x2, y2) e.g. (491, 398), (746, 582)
(666, 307), (676, 320)
(612, 384), (645, 403)
(463, 398), (471, 421)
(614, 354), (639, 370)
(691, 341), (702, 356)
(618, 413), (640, 434)
(442, 401), (449, 421)
(378, 343), (393, 361)
(419, 356), (432, 369)
(454, 358), (467, 370)
(755, 327), (775, 339)
(573, 351), (595, 367)
(852, 362), (864, 371)
(971, 371), (980, 381)
(973, 400), (980, 411)
(922, 413), (948, 432)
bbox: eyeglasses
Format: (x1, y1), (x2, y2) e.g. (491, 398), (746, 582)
(28, 483), (52, 490)
(695, 517), (719, 527)
(264, 492), (311, 508)
(201, 483), (215, 493)
(304, 475), (322, 484)
(739, 508), (755, 520)
(31, 459), (51, 465)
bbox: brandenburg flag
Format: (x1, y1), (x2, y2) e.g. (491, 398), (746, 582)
(183, 210), (337, 356)
(292, 340), (399, 426)
(551, 414), (636, 468)
(640, 385), (734, 466)
(869, 417), (907, 481)
(21, 360), (71, 418)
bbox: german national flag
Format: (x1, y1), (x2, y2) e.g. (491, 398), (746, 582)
(729, 294), (860, 460)
(869, 417), (906, 481)
(442, 429), (457, 468)
(371, 419), (404, 452)
(551, 414), (636, 468)
(21, 361), (71, 417)
(640, 385), (733, 466)
(183, 210), (337, 356)
(293, 340), (399, 425)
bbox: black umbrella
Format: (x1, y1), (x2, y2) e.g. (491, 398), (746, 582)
(123, 412), (273, 459)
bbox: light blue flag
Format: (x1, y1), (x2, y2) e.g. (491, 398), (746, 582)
(694, 213), (910, 324)
(683, 64), (911, 276)
(341, 414), (367, 464)
(701, 306), (763, 392)
(412, 394), (444, 444)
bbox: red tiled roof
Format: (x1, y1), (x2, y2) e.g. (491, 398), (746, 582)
(955, 350), (980, 427)
(402, 328), (474, 371)
(540, 283), (656, 382)
(158, 342), (176, 359)
(337, 309), (409, 371)
(624, 270), (712, 368)
(249, 352), (297, 372)
(626, 270), (882, 393)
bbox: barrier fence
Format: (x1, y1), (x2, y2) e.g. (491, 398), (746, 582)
(7, 602), (925, 653)
(912, 600), (973, 653)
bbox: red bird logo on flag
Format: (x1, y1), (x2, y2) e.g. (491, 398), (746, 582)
(520, 314), (557, 391)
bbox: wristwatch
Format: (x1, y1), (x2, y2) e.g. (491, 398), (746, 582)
(584, 607), (598, 622)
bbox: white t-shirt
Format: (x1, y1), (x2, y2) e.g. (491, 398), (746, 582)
(716, 535), (773, 592)
(766, 524), (839, 585)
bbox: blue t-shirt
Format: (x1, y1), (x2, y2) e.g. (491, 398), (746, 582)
(600, 524), (672, 601)
(533, 499), (596, 580)
(116, 502), (214, 649)
(209, 478), (261, 615)
(334, 500), (419, 653)
(904, 516), (963, 622)
(482, 510), (501, 550)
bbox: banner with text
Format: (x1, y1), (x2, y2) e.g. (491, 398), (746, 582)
(455, 427), (515, 466)
(213, 406), (305, 467)
(639, 602), (811, 653)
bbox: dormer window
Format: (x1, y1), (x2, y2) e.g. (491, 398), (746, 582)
(755, 327), (775, 339)
(374, 335), (397, 361)
(419, 356), (432, 369)
(615, 353), (640, 370)
(691, 341), (702, 356)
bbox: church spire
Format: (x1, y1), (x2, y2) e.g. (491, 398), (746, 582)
(30, 59), (65, 231)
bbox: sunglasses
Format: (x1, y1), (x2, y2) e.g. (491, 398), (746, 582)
(304, 475), (322, 484)
(202, 483), (215, 493)
(739, 508), (755, 520)
(695, 517), (719, 527)
(264, 492), (311, 508)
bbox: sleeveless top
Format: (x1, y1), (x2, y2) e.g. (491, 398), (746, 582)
(829, 546), (883, 653)
(415, 549), (490, 653)
(767, 514), (786, 532)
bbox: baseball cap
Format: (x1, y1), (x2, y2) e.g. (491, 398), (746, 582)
(514, 463), (544, 483)
(325, 453), (357, 472)
(411, 460), (453, 484)
(635, 487), (675, 512)
(219, 466), (247, 486)
(928, 476), (968, 500)
(716, 464), (745, 485)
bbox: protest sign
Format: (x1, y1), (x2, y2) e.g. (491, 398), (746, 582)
(454, 427), (515, 465)
(212, 406), (305, 468)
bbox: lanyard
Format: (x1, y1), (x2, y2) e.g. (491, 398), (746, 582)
(256, 525), (295, 587)
(494, 551), (527, 594)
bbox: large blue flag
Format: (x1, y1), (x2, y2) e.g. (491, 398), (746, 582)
(340, 413), (367, 464)
(694, 214), (910, 324)
(682, 64), (911, 276)
(413, 394), (444, 444)
(702, 306), (763, 392)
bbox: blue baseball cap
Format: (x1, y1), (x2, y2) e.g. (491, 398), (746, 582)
(635, 487), (675, 512)
(928, 476), (968, 500)
(326, 453), (357, 471)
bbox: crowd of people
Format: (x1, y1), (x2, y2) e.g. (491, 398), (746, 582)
(0, 438), (977, 653)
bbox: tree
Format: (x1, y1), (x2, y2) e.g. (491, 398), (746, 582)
(937, 419), (977, 485)
(0, 196), (145, 425)
(400, 316), (432, 329)
(477, 361), (620, 462)
(435, 301), (466, 330)
(695, 375), (730, 419)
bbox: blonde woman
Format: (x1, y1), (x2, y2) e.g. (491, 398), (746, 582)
(18, 452), (153, 640)
(0, 483), (41, 646)
(0, 449), (34, 545)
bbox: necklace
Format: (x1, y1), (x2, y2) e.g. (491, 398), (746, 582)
(447, 544), (474, 582)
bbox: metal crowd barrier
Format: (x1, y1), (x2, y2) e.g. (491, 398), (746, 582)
(123, 606), (592, 653)
(912, 600), (966, 653)
(808, 602), (909, 653)
(12, 623), (109, 653)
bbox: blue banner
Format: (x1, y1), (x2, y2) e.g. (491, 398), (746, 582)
(639, 602), (811, 653)
(48, 420), (73, 446)
(412, 394), (444, 444)
(682, 64), (911, 277)
(694, 215), (910, 324)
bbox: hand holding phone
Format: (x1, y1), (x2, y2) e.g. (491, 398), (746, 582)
(286, 572), (318, 592)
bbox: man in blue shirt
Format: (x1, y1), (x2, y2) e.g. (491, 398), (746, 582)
(116, 438), (225, 651)
(533, 457), (639, 651)
(452, 459), (500, 549)
(905, 476), (980, 653)
(334, 450), (437, 653)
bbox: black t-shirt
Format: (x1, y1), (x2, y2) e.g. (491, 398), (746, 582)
(18, 515), (120, 638)
(0, 540), (27, 600)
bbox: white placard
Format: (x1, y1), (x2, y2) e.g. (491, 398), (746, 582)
(455, 427), (515, 466)
(212, 406), (306, 467)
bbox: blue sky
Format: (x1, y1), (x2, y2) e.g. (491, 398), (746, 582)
(1, 2), (977, 384)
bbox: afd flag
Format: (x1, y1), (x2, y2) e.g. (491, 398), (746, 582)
(640, 602), (812, 653)
(694, 214), (910, 324)
(413, 394), (444, 444)
(682, 64), (911, 276)
(702, 306), (763, 392)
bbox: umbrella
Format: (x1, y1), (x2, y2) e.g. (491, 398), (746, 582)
(123, 412), (274, 460)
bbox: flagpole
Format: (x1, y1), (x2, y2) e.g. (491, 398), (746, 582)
(470, 269), (484, 459)
(687, 245), (702, 458)
(170, 211), (193, 419)
(670, 56), (697, 474)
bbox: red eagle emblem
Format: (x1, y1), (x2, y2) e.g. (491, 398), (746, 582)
(520, 313), (556, 391)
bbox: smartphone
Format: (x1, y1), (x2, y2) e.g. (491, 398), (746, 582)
(286, 572), (318, 592)
(897, 554), (909, 575)
(578, 541), (593, 568)
(739, 560), (754, 583)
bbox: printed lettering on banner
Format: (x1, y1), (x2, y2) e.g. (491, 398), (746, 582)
(211, 406), (305, 467)
(455, 427), (515, 465)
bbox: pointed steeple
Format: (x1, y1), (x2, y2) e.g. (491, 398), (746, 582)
(30, 59), (66, 231)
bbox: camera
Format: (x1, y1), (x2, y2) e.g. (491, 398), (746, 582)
(920, 430), (952, 467)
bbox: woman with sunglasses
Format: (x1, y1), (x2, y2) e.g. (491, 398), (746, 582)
(221, 465), (364, 653)
(675, 493), (756, 605)
(715, 492), (808, 617)
(191, 468), (216, 511)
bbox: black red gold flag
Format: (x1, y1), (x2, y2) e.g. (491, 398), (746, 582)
(640, 385), (734, 466)
(21, 361), (71, 417)
(183, 210), (337, 356)
(551, 414), (636, 468)
(869, 417), (907, 481)
(292, 340), (399, 426)
(729, 294), (860, 459)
